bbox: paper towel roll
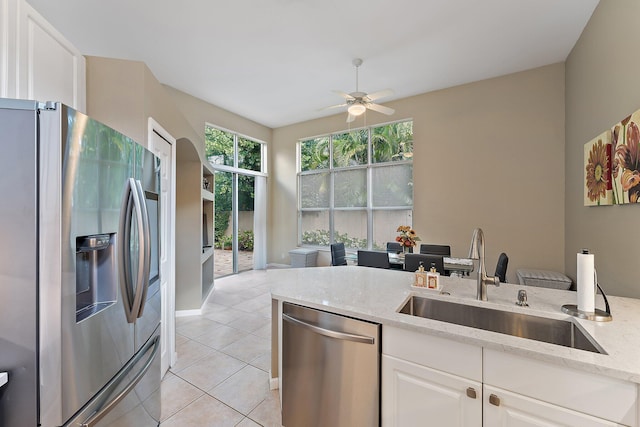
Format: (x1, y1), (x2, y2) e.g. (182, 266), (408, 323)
(577, 251), (595, 313)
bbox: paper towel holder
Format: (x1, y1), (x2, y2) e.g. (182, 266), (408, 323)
(562, 279), (612, 321)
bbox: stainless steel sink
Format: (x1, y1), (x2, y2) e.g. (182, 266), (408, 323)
(398, 296), (606, 354)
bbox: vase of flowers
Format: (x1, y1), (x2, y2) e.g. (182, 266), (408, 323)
(396, 225), (420, 253)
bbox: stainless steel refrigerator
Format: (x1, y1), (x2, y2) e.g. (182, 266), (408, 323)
(0, 98), (162, 426)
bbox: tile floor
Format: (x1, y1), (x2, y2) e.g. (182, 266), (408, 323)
(161, 269), (282, 426)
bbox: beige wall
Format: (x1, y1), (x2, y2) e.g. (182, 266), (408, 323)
(565, 0), (640, 298)
(86, 57), (146, 143)
(271, 64), (566, 284)
(86, 56), (202, 152)
(163, 85), (272, 159)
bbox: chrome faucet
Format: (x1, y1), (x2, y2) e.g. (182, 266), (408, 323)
(468, 228), (500, 301)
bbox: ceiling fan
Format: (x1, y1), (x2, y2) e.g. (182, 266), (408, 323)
(324, 58), (395, 123)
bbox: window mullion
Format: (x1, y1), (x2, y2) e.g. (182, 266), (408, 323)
(367, 127), (373, 250)
(232, 172), (238, 273)
(233, 134), (239, 168)
(330, 173), (335, 245)
(329, 134), (335, 245)
(297, 172), (302, 245)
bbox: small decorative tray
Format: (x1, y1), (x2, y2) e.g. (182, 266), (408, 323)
(411, 284), (441, 291)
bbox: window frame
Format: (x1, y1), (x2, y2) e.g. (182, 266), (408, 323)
(204, 124), (267, 276)
(297, 119), (414, 250)
(205, 123), (267, 176)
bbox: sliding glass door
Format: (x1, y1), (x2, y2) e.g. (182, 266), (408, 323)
(237, 174), (255, 273)
(207, 125), (266, 278)
(214, 170), (234, 277)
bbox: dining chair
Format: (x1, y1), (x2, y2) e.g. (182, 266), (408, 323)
(330, 242), (348, 266)
(495, 252), (509, 282)
(386, 243), (404, 270)
(419, 244), (451, 257)
(386, 242), (403, 254)
(404, 253), (445, 275)
(357, 250), (390, 269)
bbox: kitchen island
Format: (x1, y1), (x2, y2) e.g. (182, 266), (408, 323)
(268, 266), (640, 426)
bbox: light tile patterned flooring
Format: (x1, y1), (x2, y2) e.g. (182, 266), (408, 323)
(161, 270), (282, 426)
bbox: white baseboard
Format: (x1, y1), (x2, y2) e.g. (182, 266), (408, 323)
(175, 308), (202, 317)
(269, 371), (279, 390)
(266, 263), (291, 269)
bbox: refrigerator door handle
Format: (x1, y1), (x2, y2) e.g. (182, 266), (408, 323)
(134, 180), (151, 319)
(282, 313), (376, 344)
(117, 178), (147, 323)
(118, 178), (136, 323)
(79, 335), (160, 427)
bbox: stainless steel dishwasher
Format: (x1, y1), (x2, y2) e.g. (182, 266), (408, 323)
(282, 302), (381, 427)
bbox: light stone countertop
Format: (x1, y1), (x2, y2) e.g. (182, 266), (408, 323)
(268, 266), (640, 384)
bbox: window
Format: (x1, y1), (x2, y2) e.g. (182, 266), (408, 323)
(298, 120), (413, 249)
(238, 137), (262, 172)
(205, 125), (267, 277)
(205, 127), (266, 172)
(206, 126), (234, 166)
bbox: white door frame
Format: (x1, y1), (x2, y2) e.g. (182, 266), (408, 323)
(148, 118), (177, 373)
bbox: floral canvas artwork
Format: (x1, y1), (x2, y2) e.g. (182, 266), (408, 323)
(610, 109), (640, 204)
(584, 130), (613, 206)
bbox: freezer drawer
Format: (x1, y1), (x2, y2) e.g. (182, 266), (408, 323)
(282, 302), (380, 427)
(63, 328), (161, 427)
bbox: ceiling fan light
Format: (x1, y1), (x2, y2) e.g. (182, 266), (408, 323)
(348, 104), (366, 116)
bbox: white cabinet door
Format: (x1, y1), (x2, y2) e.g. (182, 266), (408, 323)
(484, 348), (636, 426)
(382, 354), (481, 427)
(13, 0), (85, 110)
(483, 385), (623, 427)
(1, 0), (18, 97)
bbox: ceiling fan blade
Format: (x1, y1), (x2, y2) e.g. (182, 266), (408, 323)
(346, 113), (356, 123)
(366, 103), (395, 115)
(366, 89), (393, 101)
(320, 103), (347, 111)
(333, 90), (355, 100)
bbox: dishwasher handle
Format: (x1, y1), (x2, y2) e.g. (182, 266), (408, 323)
(283, 313), (376, 344)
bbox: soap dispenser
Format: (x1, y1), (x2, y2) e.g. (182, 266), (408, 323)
(426, 262), (440, 289)
(414, 262), (427, 288)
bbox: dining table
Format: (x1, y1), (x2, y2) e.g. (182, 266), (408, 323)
(345, 251), (475, 276)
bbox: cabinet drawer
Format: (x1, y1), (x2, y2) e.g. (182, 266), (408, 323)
(382, 326), (482, 382)
(484, 348), (637, 426)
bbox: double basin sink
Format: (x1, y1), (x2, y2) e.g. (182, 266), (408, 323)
(398, 296), (606, 354)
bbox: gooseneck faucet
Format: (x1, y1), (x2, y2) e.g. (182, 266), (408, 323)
(468, 228), (500, 301)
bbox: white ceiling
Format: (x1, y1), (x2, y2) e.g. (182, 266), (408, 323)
(25, 0), (599, 128)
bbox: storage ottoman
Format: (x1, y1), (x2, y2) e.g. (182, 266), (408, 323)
(516, 268), (572, 290)
(289, 248), (318, 268)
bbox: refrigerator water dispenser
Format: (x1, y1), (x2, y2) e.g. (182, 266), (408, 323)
(76, 233), (117, 322)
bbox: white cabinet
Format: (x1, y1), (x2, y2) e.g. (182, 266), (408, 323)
(0, 0), (18, 97)
(483, 385), (621, 427)
(0, 0), (85, 111)
(382, 326), (483, 427)
(484, 348), (637, 426)
(381, 326), (637, 427)
(382, 355), (481, 427)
